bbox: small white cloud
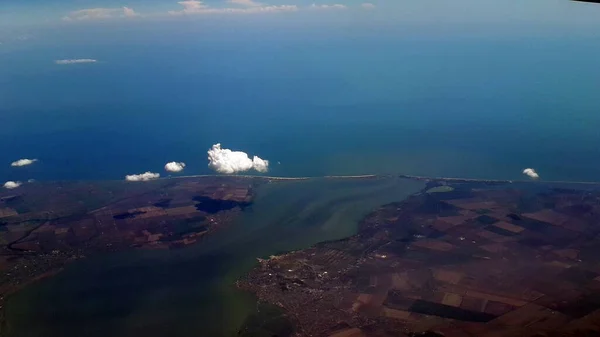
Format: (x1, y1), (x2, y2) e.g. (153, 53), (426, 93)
(361, 3), (375, 9)
(309, 3), (348, 10)
(125, 172), (160, 181)
(165, 161), (186, 173)
(4, 181), (22, 189)
(63, 7), (139, 21)
(228, 0), (263, 7)
(55, 59), (97, 65)
(523, 168), (540, 179)
(207, 143), (269, 174)
(11, 158), (38, 167)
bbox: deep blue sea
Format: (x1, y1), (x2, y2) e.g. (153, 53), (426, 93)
(2, 22), (600, 182)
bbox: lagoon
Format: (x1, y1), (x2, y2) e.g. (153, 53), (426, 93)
(4, 176), (424, 337)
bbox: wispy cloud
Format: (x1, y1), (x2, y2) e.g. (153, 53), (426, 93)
(11, 158), (37, 167)
(309, 3), (348, 10)
(123, 7), (139, 17)
(55, 59), (97, 65)
(63, 1), (363, 22)
(4, 181), (22, 189)
(15, 34), (34, 41)
(125, 172), (160, 181)
(63, 7), (139, 21)
(228, 0), (264, 7)
(169, 1), (297, 15)
(207, 143), (269, 174)
(361, 3), (375, 9)
(171, 0), (207, 14)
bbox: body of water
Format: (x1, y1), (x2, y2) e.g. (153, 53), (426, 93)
(2, 27), (600, 182)
(4, 177), (425, 337)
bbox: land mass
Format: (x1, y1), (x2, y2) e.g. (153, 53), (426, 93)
(4, 175), (600, 337)
(239, 178), (600, 336)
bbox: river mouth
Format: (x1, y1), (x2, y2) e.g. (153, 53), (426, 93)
(3, 176), (424, 337)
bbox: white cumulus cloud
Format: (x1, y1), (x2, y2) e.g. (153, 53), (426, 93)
(55, 59), (97, 65)
(523, 168), (540, 179)
(4, 181), (22, 189)
(165, 161), (186, 173)
(309, 3), (348, 10)
(252, 156), (269, 173)
(207, 143), (269, 174)
(63, 7), (138, 21)
(125, 172), (160, 181)
(361, 3), (375, 9)
(11, 158), (38, 167)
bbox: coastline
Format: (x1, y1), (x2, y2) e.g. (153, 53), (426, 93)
(399, 174), (600, 185)
(15, 171), (600, 186)
(170, 172), (600, 186)
(169, 174), (379, 181)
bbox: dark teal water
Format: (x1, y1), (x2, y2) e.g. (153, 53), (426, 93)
(4, 177), (425, 337)
(2, 26), (600, 182)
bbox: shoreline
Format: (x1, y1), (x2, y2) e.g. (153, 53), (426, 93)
(398, 174), (600, 185)
(14, 173), (600, 186)
(169, 174), (379, 181)
(170, 173), (600, 186)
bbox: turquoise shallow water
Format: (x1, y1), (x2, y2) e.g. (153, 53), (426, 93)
(4, 177), (425, 337)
